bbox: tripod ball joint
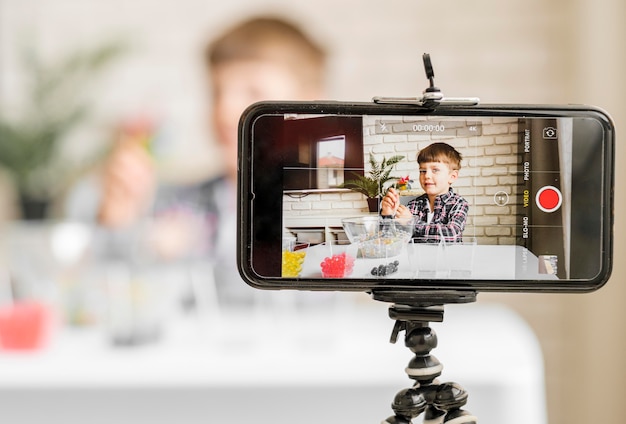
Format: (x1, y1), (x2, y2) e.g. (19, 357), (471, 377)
(405, 325), (438, 355)
(406, 354), (443, 383)
(382, 387), (428, 424)
(434, 382), (477, 424)
(392, 388), (427, 418)
(433, 382), (468, 410)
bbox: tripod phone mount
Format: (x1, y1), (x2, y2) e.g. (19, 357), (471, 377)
(370, 54), (480, 424)
(373, 53), (480, 109)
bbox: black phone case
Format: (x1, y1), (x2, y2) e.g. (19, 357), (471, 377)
(237, 101), (614, 293)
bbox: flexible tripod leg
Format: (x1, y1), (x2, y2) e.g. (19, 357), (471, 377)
(382, 306), (477, 424)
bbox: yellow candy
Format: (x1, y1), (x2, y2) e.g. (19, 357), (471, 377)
(282, 250), (307, 277)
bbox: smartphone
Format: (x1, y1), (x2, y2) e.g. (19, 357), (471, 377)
(237, 101), (614, 293)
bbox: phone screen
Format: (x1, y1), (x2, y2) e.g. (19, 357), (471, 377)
(239, 103), (613, 292)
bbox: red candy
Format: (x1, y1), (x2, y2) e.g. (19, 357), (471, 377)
(320, 252), (355, 278)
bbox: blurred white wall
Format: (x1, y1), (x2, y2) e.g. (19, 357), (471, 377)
(0, 1), (624, 424)
(0, 0), (594, 182)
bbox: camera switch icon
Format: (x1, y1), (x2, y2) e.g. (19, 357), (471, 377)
(543, 126), (558, 139)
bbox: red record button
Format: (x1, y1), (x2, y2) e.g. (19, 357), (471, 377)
(535, 186), (562, 213)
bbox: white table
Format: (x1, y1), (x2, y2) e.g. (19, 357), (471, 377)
(0, 222), (547, 424)
(299, 243), (558, 281)
(0, 301), (546, 424)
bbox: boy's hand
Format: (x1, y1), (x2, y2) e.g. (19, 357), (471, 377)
(98, 138), (156, 228)
(381, 188), (400, 216)
(382, 188), (413, 219)
(395, 204), (413, 219)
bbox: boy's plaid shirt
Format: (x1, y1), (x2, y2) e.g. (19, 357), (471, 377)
(405, 188), (469, 243)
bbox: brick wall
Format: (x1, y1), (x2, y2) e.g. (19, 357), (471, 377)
(283, 191), (368, 216)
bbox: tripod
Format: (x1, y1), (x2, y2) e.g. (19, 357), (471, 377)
(372, 290), (478, 424)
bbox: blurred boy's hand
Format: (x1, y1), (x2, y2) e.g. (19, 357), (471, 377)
(98, 137), (155, 228)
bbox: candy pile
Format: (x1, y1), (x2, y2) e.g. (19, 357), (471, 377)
(371, 260), (400, 276)
(320, 253), (355, 278)
(282, 250), (307, 277)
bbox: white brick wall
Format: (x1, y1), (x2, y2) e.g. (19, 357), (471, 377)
(283, 191), (368, 216)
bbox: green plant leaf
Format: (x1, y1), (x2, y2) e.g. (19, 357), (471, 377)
(342, 153), (405, 198)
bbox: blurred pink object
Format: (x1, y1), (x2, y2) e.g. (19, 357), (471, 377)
(0, 301), (51, 350)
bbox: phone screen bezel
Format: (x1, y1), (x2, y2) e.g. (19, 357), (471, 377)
(237, 101), (614, 293)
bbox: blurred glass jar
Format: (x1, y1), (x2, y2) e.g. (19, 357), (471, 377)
(0, 221), (96, 349)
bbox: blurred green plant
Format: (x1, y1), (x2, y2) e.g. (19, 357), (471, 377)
(0, 40), (126, 219)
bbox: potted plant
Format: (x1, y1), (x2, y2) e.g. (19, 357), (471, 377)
(0, 40), (125, 219)
(342, 153), (405, 212)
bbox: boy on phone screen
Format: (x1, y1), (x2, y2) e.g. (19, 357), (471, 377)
(380, 142), (469, 243)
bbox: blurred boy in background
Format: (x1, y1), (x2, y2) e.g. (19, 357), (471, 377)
(70, 16), (326, 303)
(98, 16), (326, 227)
